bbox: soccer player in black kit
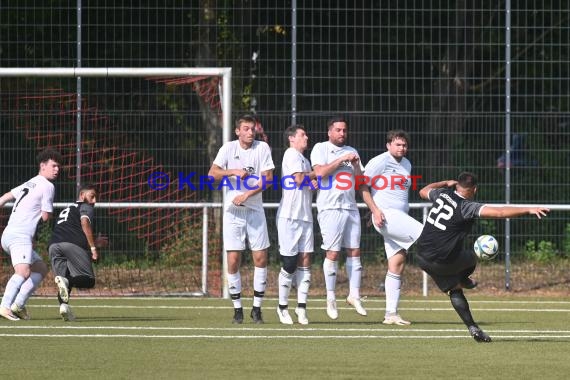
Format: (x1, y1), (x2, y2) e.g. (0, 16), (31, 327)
(416, 172), (549, 342)
(49, 185), (108, 321)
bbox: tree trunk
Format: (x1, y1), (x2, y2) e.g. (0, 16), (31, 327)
(425, 0), (475, 179)
(197, 0), (223, 235)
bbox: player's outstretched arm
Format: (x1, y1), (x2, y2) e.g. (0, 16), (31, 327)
(480, 206), (550, 219)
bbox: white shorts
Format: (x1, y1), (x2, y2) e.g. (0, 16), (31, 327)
(277, 218), (314, 256)
(317, 209), (361, 251)
(223, 206), (270, 251)
(1, 233), (43, 266)
(372, 208), (423, 259)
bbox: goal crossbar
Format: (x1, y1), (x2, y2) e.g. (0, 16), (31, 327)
(0, 67), (232, 142)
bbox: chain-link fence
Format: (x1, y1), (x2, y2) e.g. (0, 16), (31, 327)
(1, 1), (569, 296)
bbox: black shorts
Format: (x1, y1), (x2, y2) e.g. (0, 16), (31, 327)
(49, 242), (95, 280)
(416, 250), (477, 293)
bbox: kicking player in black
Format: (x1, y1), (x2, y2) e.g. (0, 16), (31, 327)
(416, 172), (549, 342)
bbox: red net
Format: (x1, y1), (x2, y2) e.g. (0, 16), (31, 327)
(150, 75), (221, 112)
(7, 88), (202, 250)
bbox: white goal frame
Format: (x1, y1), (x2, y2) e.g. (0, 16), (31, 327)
(0, 67), (232, 297)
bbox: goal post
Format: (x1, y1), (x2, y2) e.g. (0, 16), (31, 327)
(0, 67), (232, 297)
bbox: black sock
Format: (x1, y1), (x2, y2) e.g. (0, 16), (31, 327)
(449, 289), (476, 327)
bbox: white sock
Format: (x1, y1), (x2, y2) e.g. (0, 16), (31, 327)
(1, 274), (26, 309)
(278, 268), (294, 307)
(14, 272), (43, 307)
(296, 266), (311, 306)
(385, 271), (401, 315)
(346, 256), (362, 299)
(227, 272), (242, 309)
(252, 266), (267, 308)
(323, 258), (338, 301)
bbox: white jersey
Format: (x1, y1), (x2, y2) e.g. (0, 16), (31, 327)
(310, 141), (361, 212)
(3, 175), (55, 239)
(276, 147), (313, 222)
(212, 139), (275, 212)
(364, 151), (412, 213)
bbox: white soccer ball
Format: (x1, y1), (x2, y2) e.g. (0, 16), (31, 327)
(474, 235), (499, 260)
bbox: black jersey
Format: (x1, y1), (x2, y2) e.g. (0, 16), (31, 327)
(49, 202), (95, 250)
(416, 188), (484, 264)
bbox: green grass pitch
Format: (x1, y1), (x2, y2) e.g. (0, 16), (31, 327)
(2, 296), (570, 379)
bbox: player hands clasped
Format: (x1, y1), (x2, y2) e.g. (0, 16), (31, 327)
(48, 185), (108, 321)
(276, 125), (317, 325)
(0, 148), (63, 321)
(361, 130), (423, 325)
(416, 172), (549, 342)
(310, 116), (367, 319)
(208, 114), (275, 324)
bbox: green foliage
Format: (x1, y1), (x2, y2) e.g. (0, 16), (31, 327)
(241, 84), (253, 109)
(159, 218), (210, 267)
(563, 223), (570, 256)
(476, 219), (498, 236)
(524, 240), (557, 262)
(35, 221), (53, 261)
(359, 221), (387, 265)
(107, 258), (140, 270)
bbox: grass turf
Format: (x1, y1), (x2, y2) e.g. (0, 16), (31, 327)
(2, 296), (570, 379)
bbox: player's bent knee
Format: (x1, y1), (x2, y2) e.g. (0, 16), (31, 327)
(280, 254), (298, 274)
(70, 275), (95, 289)
(447, 288), (463, 297)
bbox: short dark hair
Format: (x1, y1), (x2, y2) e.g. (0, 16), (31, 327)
(327, 115), (348, 130)
(234, 114), (257, 129)
(386, 130), (410, 145)
(283, 124), (305, 147)
(37, 148), (63, 165)
(457, 171), (477, 189)
(79, 184), (98, 195)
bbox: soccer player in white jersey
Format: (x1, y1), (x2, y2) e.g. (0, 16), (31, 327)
(362, 130), (423, 325)
(0, 148), (63, 321)
(208, 114), (275, 324)
(276, 125), (316, 325)
(310, 116), (366, 319)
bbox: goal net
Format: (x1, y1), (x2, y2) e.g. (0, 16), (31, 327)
(0, 68), (231, 296)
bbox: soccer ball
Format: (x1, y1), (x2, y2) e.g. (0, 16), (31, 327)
(474, 235), (499, 260)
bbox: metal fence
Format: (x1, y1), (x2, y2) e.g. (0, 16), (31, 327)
(0, 1), (569, 296)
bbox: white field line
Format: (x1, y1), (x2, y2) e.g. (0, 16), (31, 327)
(2, 324), (569, 340)
(0, 333), (569, 340)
